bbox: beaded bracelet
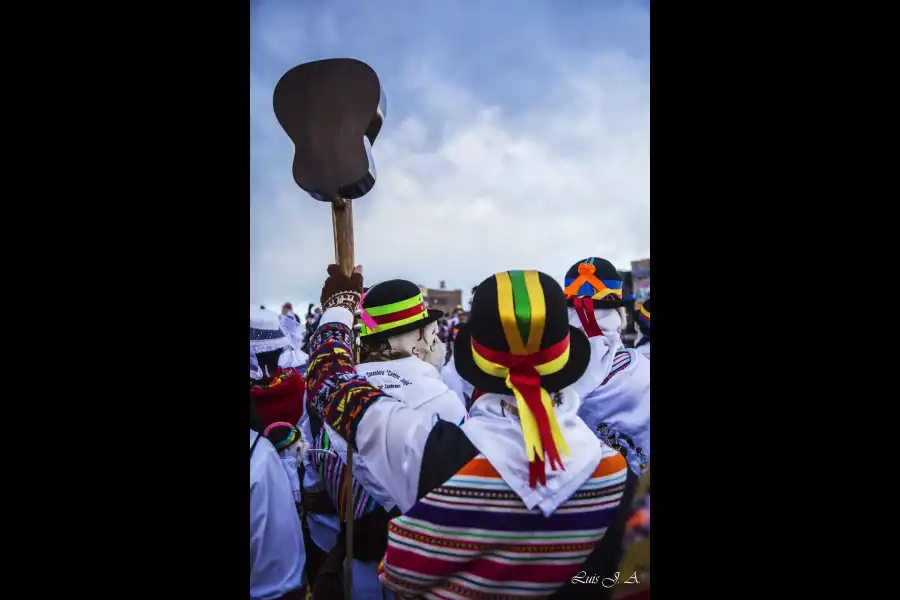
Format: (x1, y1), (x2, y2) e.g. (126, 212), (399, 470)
(322, 290), (361, 312)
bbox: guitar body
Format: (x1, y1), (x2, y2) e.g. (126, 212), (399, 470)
(273, 58), (387, 202)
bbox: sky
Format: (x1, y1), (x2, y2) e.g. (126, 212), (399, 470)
(250, 0), (649, 311)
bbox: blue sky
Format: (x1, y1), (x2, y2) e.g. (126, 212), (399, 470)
(251, 0), (649, 310)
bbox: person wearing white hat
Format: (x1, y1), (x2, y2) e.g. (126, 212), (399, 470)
(250, 308), (307, 433)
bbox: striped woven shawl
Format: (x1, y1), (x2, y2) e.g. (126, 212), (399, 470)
(378, 448), (629, 599)
(308, 427), (379, 520)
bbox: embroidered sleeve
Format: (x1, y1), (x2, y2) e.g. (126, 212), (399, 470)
(305, 320), (386, 450)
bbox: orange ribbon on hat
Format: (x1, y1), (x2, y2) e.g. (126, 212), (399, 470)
(563, 262), (605, 298)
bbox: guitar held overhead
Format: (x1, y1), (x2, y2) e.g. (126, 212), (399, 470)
(273, 58), (387, 203)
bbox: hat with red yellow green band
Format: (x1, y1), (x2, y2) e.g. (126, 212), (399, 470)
(358, 279), (444, 341)
(453, 270), (591, 488)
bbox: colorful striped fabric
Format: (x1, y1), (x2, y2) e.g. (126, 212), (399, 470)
(603, 350), (632, 385)
(308, 426), (379, 520)
(378, 447), (629, 599)
(304, 320), (390, 519)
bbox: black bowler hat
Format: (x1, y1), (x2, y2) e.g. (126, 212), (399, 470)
(454, 270), (590, 395)
(563, 257), (630, 308)
(453, 270), (591, 488)
(358, 279), (444, 342)
(263, 421), (299, 452)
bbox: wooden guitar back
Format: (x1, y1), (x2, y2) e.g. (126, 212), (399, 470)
(273, 58), (387, 201)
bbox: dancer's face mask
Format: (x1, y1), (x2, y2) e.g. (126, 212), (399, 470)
(390, 322), (446, 373)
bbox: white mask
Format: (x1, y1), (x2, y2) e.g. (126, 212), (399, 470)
(282, 429), (309, 463)
(388, 322), (446, 373)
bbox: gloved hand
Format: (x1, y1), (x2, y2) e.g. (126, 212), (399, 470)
(320, 264), (364, 312)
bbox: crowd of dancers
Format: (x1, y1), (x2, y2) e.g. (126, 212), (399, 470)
(250, 256), (651, 600)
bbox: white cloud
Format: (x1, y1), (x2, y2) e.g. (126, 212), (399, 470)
(250, 13), (648, 309)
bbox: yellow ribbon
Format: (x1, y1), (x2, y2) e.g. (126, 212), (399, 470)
(470, 343), (571, 464)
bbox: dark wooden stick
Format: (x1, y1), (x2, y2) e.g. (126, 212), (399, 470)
(331, 196), (355, 600)
(344, 445), (354, 600)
